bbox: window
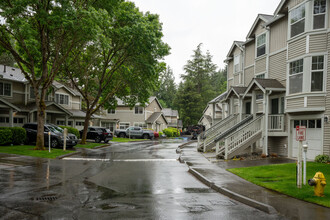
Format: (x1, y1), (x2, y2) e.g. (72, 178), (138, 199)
(290, 4), (305, 37)
(68, 121), (73, 126)
(256, 94), (264, 100)
(256, 33), (266, 57)
(134, 122), (147, 128)
(313, 0), (326, 29)
(289, 59), (304, 94)
(119, 123), (130, 130)
(14, 118), (24, 124)
(55, 93), (69, 105)
(0, 82), (11, 96)
(0, 117), (9, 123)
(107, 109), (116, 114)
(311, 56), (324, 92)
(256, 74), (265, 79)
(57, 120), (65, 126)
(234, 54), (241, 73)
(76, 121), (84, 126)
(134, 106), (143, 114)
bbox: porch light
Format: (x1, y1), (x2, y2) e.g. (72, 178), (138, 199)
(324, 116), (329, 123)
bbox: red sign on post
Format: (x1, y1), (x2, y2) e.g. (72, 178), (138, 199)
(296, 126), (306, 141)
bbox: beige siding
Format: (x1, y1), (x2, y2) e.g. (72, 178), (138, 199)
(285, 0), (306, 10)
(309, 34), (327, 53)
(146, 99), (161, 113)
(253, 20), (266, 36)
(71, 96), (80, 110)
(323, 33), (330, 155)
(12, 81), (25, 93)
(234, 74), (240, 85)
(307, 96), (326, 108)
(255, 57), (266, 74)
(11, 93), (25, 105)
(228, 79), (233, 88)
(244, 66), (254, 86)
(245, 42), (255, 67)
(269, 50), (287, 86)
(233, 47), (241, 56)
(257, 103), (263, 113)
(269, 17), (288, 53)
(288, 37), (306, 60)
(227, 61), (234, 80)
(286, 97), (304, 109)
(268, 137), (288, 157)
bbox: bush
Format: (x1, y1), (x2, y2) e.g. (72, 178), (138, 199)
(162, 127), (180, 137)
(0, 128), (12, 145)
(9, 127), (26, 145)
(159, 132), (163, 136)
(315, 154), (330, 163)
(59, 126), (80, 139)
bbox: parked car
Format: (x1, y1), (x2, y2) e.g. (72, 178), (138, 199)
(114, 126), (154, 139)
(22, 123), (78, 148)
(79, 126), (113, 143)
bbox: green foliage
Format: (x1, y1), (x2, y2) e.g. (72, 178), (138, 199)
(0, 128), (12, 145)
(159, 132), (163, 136)
(154, 66), (177, 108)
(315, 154), (330, 163)
(59, 126), (80, 139)
(163, 127), (180, 137)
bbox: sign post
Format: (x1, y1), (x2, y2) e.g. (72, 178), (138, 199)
(296, 126), (306, 188)
(63, 128), (68, 151)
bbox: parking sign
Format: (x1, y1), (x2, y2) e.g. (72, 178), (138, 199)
(296, 126), (306, 141)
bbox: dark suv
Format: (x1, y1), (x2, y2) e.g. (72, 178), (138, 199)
(23, 123), (78, 148)
(80, 126), (113, 143)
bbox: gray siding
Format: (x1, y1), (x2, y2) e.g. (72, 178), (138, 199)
(269, 50), (287, 86)
(234, 74), (240, 86)
(324, 33), (330, 155)
(255, 57), (266, 74)
(268, 137), (288, 157)
(285, 0), (306, 10)
(244, 66), (254, 86)
(245, 42), (255, 67)
(307, 96), (325, 108)
(288, 37), (306, 60)
(228, 79), (233, 88)
(269, 17), (288, 53)
(309, 34), (327, 53)
(228, 61), (234, 80)
(257, 103), (263, 112)
(286, 97), (304, 110)
(253, 20), (266, 36)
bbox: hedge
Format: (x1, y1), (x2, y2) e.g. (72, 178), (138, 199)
(0, 127), (26, 145)
(59, 126), (80, 139)
(162, 127), (180, 137)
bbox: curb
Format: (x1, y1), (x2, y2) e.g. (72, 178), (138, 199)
(93, 144), (111, 149)
(178, 140), (197, 149)
(188, 167), (277, 215)
(56, 151), (81, 159)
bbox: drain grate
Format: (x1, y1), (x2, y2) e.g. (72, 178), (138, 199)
(34, 195), (58, 201)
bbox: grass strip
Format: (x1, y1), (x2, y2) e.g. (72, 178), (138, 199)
(112, 137), (148, 142)
(228, 162), (330, 207)
(0, 145), (75, 159)
(75, 142), (106, 149)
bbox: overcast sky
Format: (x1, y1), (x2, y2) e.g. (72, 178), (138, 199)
(132, 0), (282, 83)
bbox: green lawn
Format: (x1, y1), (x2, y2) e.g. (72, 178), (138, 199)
(75, 142), (106, 149)
(0, 145), (75, 159)
(228, 162), (330, 207)
(112, 137), (148, 142)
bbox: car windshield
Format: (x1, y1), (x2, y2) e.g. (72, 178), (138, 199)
(48, 125), (63, 134)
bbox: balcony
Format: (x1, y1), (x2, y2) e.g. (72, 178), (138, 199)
(268, 114), (286, 136)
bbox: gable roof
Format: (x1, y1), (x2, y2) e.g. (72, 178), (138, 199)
(116, 96), (163, 109)
(225, 86), (247, 100)
(146, 112), (168, 124)
(0, 97), (21, 111)
(209, 91), (228, 104)
(246, 14), (275, 39)
(225, 41), (244, 61)
(244, 78), (286, 97)
(52, 81), (82, 97)
(274, 0), (289, 16)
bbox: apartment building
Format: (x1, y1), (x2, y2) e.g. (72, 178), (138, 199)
(200, 0), (330, 160)
(162, 108), (183, 130)
(199, 92), (226, 129)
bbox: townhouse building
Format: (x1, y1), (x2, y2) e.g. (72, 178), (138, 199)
(95, 97), (168, 132)
(200, 0), (330, 161)
(162, 108), (183, 130)
(0, 65), (90, 130)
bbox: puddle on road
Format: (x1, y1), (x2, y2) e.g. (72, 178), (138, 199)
(184, 188), (213, 193)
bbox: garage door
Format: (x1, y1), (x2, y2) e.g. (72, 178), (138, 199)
(292, 119), (323, 160)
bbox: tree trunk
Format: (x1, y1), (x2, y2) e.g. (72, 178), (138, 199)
(80, 111), (92, 144)
(35, 99), (46, 150)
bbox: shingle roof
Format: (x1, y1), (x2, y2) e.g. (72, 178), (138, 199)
(209, 92), (228, 103)
(232, 86), (247, 95)
(0, 65), (27, 82)
(254, 78), (285, 89)
(146, 112), (163, 123)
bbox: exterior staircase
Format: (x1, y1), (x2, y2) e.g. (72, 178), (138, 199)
(216, 115), (264, 159)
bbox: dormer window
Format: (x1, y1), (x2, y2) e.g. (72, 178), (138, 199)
(234, 54), (241, 73)
(313, 0), (326, 29)
(256, 33), (266, 57)
(290, 4), (305, 38)
(55, 93), (69, 105)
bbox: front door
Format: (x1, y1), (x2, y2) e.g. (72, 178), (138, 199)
(271, 98), (279, 114)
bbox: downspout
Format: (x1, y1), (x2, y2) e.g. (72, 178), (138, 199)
(264, 90), (272, 156)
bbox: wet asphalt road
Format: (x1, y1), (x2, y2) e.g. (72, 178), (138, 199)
(0, 139), (283, 219)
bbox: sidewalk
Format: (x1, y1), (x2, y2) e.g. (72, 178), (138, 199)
(178, 142), (330, 220)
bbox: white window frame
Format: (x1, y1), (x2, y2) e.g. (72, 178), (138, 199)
(289, 58), (304, 94)
(134, 106), (144, 115)
(134, 122), (147, 129)
(75, 121), (84, 126)
(107, 109), (116, 114)
(289, 3), (306, 38)
(313, 0), (327, 30)
(234, 54), (241, 73)
(310, 55), (325, 92)
(55, 93), (70, 106)
(256, 33), (267, 58)
(0, 81), (12, 97)
(56, 120), (66, 126)
(119, 122), (130, 130)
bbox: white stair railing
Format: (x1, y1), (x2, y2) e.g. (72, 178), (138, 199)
(223, 115), (263, 159)
(201, 114), (240, 152)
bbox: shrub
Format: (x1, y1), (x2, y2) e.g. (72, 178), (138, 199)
(0, 128), (12, 145)
(9, 127), (26, 145)
(315, 154), (330, 163)
(162, 127), (180, 137)
(59, 126), (80, 139)
(159, 132), (163, 136)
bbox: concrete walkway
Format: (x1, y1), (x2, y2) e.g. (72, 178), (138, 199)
(178, 142), (330, 220)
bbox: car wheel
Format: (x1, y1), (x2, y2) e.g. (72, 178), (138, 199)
(104, 139), (109, 143)
(95, 136), (101, 143)
(143, 134), (149, 139)
(51, 138), (58, 148)
(119, 133), (125, 138)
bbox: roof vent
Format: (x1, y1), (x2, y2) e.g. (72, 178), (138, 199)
(12, 68), (15, 71)
(10, 74), (13, 77)
(3, 65), (6, 72)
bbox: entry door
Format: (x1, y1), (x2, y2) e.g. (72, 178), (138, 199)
(271, 98), (279, 114)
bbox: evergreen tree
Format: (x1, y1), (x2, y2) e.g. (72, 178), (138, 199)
(154, 66), (177, 108)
